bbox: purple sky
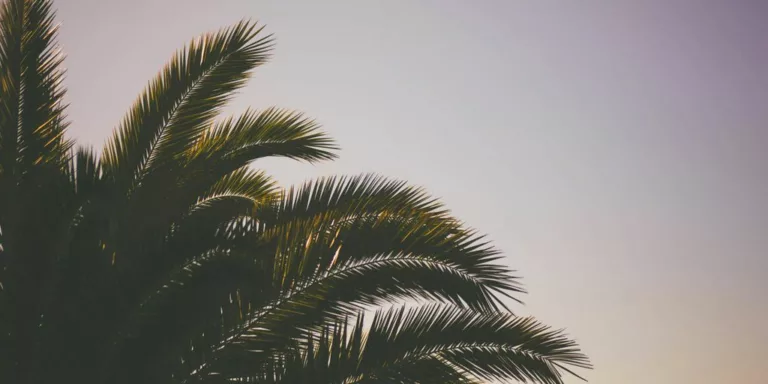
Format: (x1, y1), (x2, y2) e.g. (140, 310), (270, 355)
(57, 1), (768, 383)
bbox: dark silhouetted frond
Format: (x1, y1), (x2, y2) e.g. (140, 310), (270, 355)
(0, 0), (70, 178)
(184, 176), (529, 383)
(258, 305), (590, 384)
(101, 20), (273, 194)
(190, 107), (338, 165)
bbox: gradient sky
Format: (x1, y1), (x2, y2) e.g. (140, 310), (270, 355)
(56, 1), (768, 383)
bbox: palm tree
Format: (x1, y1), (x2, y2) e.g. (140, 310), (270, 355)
(0, 1), (590, 383)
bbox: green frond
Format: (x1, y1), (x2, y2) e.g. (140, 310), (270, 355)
(158, 167), (277, 267)
(255, 176), (521, 313)
(259, 174), (455, 230)
(95, 24), (277, 281)
(17, 0), (70, 169)
(190, 107), (338, 165)
(0, 0), (70, 178)
(247, 252), (501, 341)
(188, 178), (524, 380)
(254, 305), (590, 384)
(197, 166), (277, 208)
(361, 304), (591, 383)
(0, 0), (22, 178)
(166, 199), (261, 262)
(167, 107), (337, 219)
(92, 17), (276, 300)
(101, 20), (273, 193)
(111, 105), (336, 253)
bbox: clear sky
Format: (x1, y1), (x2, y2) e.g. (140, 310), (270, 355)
(57, 1), (768, 383)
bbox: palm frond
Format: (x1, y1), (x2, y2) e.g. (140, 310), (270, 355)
(118, 108), (336, 257)
(0, 0), (22, 178)
(258, 174), (454, 230)
(197, 166), (277, 207)
(17, 0), (70, 169)
(190, 107), (338, 165)
(257, 175), (521, 310)
(157, 167), (277, 268)
(113, 107), (335, 260)
(101, 20), (273, 193)
(361, 304), (591, 383)
(0, 0), (70, 178)
(94, 21), (273, 312)
(258, 305), (590, 384)
(184, 177), (524, 381)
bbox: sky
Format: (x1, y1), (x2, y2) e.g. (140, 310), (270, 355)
(56, 1), (768, 383)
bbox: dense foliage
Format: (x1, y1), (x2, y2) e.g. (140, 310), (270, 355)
(0, 1), (589, 383)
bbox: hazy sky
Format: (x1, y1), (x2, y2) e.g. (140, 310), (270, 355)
(56, 1), (768, 383)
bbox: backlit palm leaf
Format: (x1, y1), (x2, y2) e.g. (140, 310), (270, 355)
(258, 305), (590, 384)
(101, 20), (272, 194)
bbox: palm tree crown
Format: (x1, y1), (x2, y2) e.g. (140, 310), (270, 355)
(0, 1), (590, 383)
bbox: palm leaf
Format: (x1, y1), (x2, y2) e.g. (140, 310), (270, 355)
(101, 20), (273, 194)
(257, 174), (454, 231)
(135, 107), (337, 243)
(0, 0), (70, 178)
(189, 107), (338, 165)
(262, 305), (590, 384)
(182, 176), (525, 382)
